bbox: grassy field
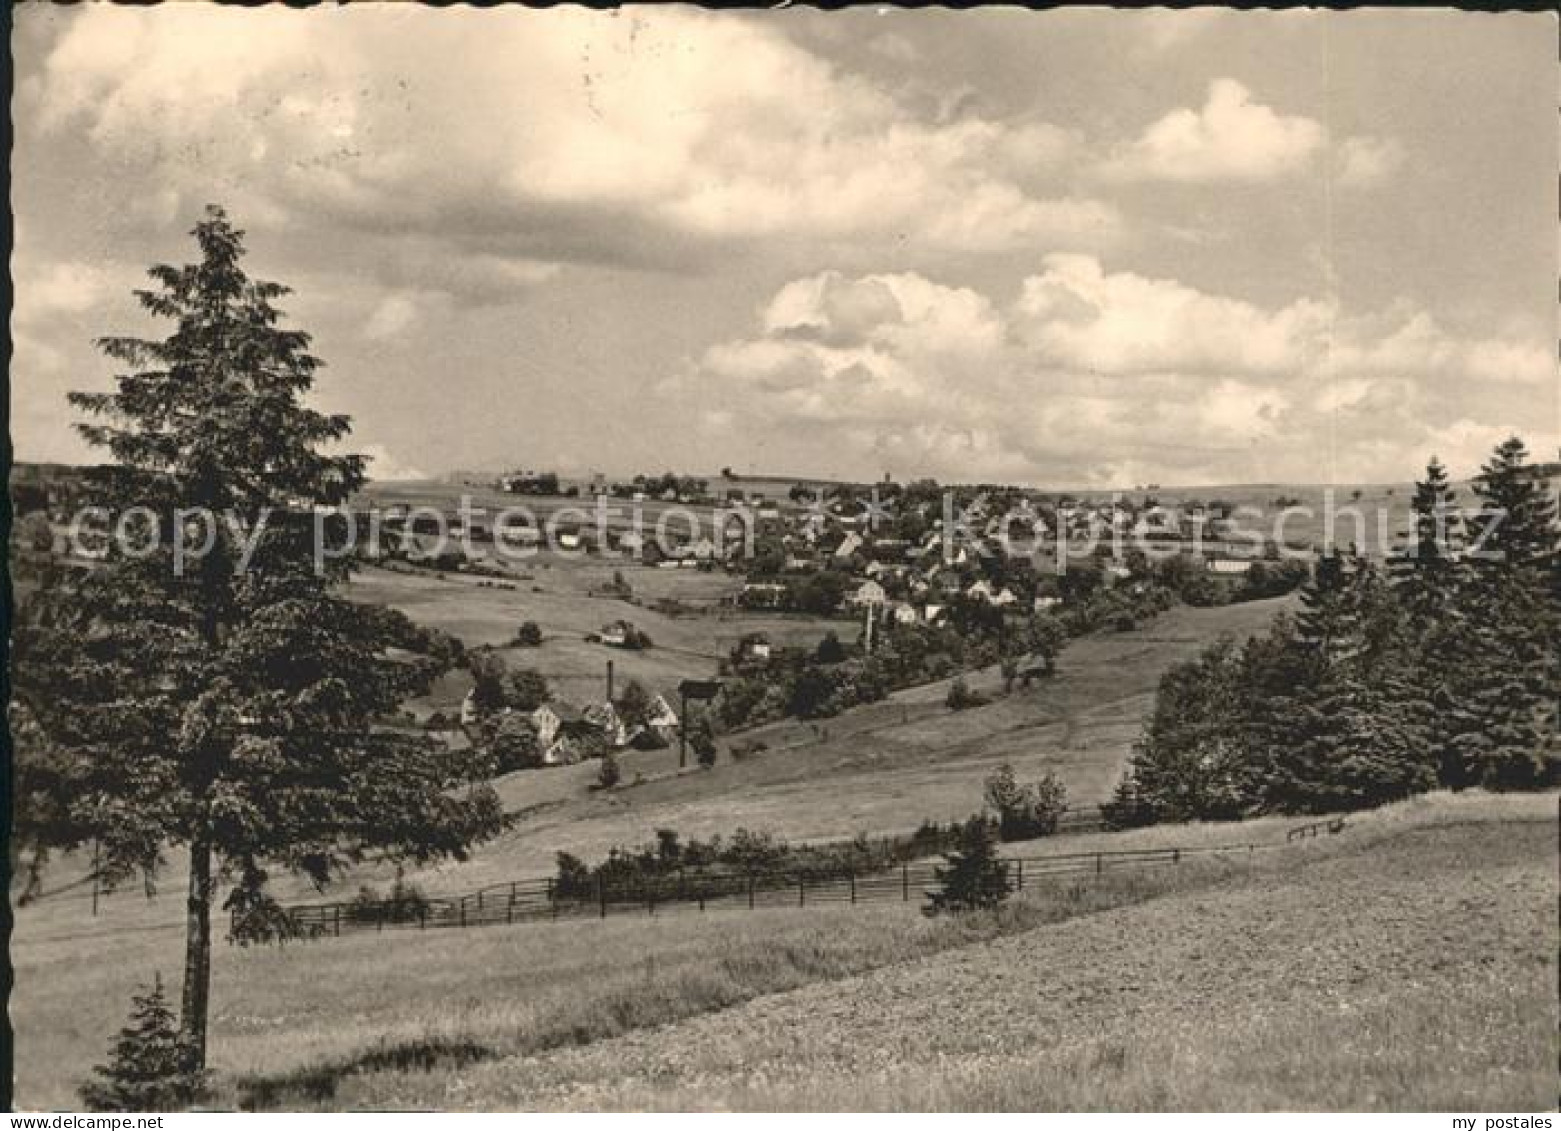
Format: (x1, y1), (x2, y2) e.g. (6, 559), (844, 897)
(385, 594), (1294, 888)
(11, 791), (1552, 1110)
(10, 593), (1296, 923)
(342, 792), (1561, 1111)
(346, 560), (847, 715)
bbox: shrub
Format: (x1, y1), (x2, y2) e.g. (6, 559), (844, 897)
(1100, 772), (1158, 830)
(79, 975), (205, 1112)
(946, 677), (987, 711)
(983, 764), (1068, 841)
(815, 631), (847, 663)
(596, 750), (621, 789)
(924, 816), (1009, 916)
(513, 621), (543, 647)
(489, 714), (543, 773)
(346, 874), (430, 925)
(690, 717), (718, 767)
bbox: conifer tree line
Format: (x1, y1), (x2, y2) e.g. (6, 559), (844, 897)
(1106, 440), (1560, 824)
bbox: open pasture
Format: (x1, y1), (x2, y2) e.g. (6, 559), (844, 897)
(11, 791), (1551, 1110)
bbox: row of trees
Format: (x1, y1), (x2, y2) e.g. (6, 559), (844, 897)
(551, 823), (965, 896)
(1107, 440), (1559, 823)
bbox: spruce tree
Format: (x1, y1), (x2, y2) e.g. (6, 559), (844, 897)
(12, 208), (504, 1071)
(1389, 457), (1466, 628)
(1451, 437), (1560, 788)
(924, 816), (1010, 915)
(79, 975), (205, 1112)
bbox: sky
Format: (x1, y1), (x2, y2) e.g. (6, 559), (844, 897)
(11, 5), (1558, 488)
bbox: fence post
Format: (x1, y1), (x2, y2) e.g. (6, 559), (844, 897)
(748, 873), (756, 909)
(1096, 853), (1103, 875)
(599, 875), (607, 919)
(902, 863), (909, 902)
(547, 878), (556, 921)
(849, 870), (856, 904)
(333, 906), (341, 937)
(1016, 860), (1024, 892)
(798, 874), (806, 907)
(460, 900), (467, 929)
(1173, 848), (1181, 864)
(419, 907), (426, 930)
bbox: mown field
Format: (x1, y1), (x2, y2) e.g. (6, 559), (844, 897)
(345, 589), (1294, 888)
(346, 559), (845, 715)
(11, 791), (1554, 1110)
(10, 592), (1295, 921)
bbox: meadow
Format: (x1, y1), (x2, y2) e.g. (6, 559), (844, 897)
(339, 588), (1294, 886)
(10, 591), (1296, 921)
(11, 790), (1552, 1110)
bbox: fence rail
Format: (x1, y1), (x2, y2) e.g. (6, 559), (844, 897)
(1285, 816), (1348, 841)
(261, 831), (1314, 941)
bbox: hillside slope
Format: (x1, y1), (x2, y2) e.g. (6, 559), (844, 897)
(361, 794), (1558, 1111)
(402, 594), (1293, 887)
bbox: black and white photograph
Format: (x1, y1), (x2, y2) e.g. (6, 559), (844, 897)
(6, 2), (1559, 1115)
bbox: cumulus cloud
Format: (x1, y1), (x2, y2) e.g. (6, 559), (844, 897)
(363, 293), (421, 341)
(672, 258), (1552, 485)
(1335, 135), (1406, 188)
(1012, 253), (1333, 376)
(24, 4), (1120, 285)
(1103, 78), (1326, 183)
(355, 443), (428, 484)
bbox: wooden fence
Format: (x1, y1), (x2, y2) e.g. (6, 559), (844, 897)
(262, 830), (1332, 941)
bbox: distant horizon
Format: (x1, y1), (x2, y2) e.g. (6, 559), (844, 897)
(12, 6), (1557, 489)
(20, 445), (1559, 499)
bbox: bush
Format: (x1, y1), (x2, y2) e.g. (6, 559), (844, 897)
(690, 717), (718, 767)
(946, 677), (988, 711)
(513, 621), (543, 647)
(983, 764), (1068, 841)
(1100, 772), (1158, 830)
(489, 713), (543, 773)
(814, 631), (847, 663)
(346, 874), (430, 925)
(79, 975), (205, 1112)
(923, 816), (1009, 915)
(596, 750), (622, 789)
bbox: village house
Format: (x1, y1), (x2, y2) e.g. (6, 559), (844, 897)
(736, 632), (773, 662)
(1207, 557), (1255, 575)
(598, 619), (638, 647)
(583, 700), (628, 748)
(530, 700), (591, 764)
(847, 579), (888, 608)
(833, 531), (865, 561)
(966, 579), (1019, 606)
(739, 581), (789, 609)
